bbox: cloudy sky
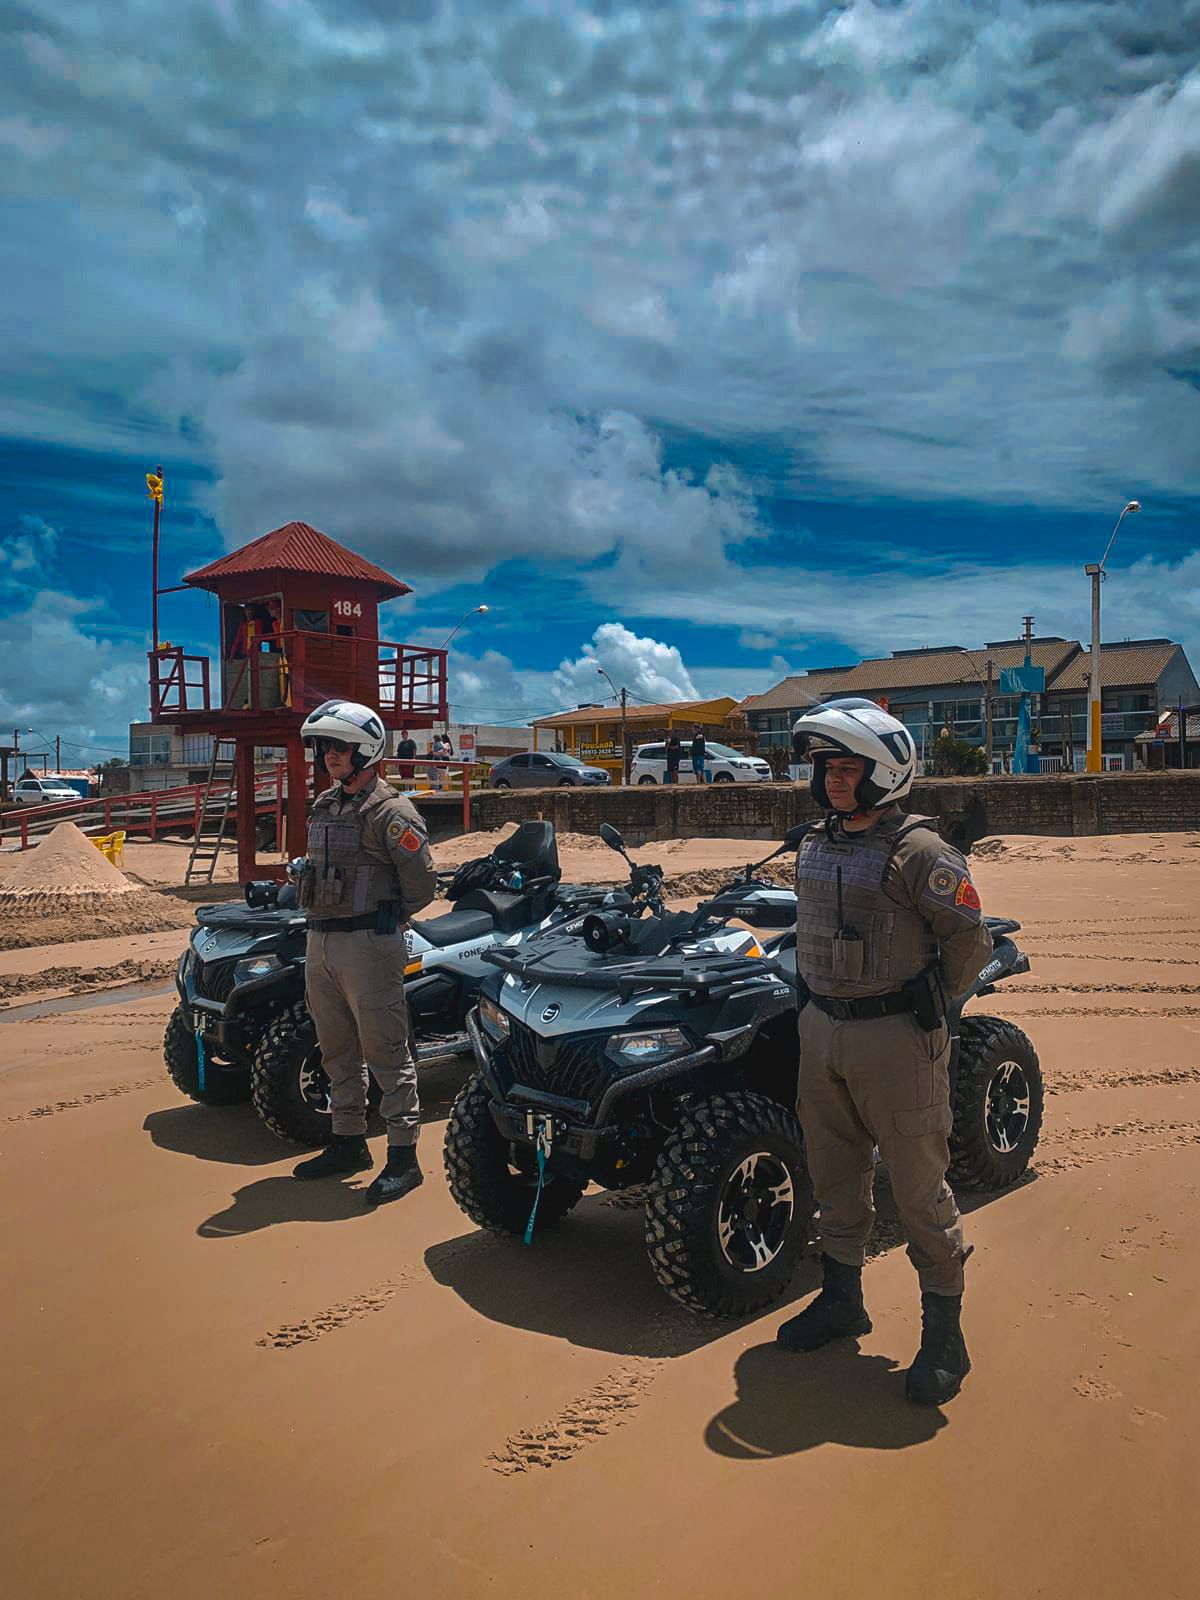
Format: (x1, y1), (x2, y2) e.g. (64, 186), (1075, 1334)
(2, 0), (1199, 762)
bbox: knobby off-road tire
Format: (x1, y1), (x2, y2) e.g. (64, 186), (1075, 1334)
(645, 1089), (814, 1318)
(949, 1015), (1044, 1190)
(252, 1006), (335, 1146)
(164, 1004), (250, 1106)
(443, 1073), (586, 1234)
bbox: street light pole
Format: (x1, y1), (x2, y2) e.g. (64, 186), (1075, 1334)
(596, 667), (628, 784)
(440, 604), (490, 650)
(1086, 500), (1140, 775)
(439, 604), (490, 734)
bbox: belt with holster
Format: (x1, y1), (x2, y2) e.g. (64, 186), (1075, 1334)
(307, 903), (401, 935)
(810, 990), (914, 1022)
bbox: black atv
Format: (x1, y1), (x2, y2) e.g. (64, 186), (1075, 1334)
(444, 824), (1044, 1318)
(165, 821), (634, 1143)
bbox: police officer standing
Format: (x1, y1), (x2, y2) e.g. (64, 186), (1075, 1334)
(291, 700), (437, 1205)
(778, 699), (992, 1405)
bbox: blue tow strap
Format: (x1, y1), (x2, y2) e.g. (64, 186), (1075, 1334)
(523, 1140), (548, 1246)
(195, 1031), (208, 1094)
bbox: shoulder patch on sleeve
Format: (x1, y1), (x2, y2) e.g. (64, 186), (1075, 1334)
(927, 863), (959, 897)
(955, 876), (981, 911)
(387, 818), (424, 853)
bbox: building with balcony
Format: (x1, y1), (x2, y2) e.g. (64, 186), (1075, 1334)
(740, 636), (1199, 773)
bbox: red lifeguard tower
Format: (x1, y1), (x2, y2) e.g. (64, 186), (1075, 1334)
(148, 521), (446, 883)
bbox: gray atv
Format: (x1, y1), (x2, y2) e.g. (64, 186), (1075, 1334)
(445, 824), (1044, 1317)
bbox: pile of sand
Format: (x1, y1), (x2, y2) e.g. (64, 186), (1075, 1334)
(0, 822), (195, 951)
(4, 821), (138, 894)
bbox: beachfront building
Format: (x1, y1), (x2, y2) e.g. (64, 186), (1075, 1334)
(741, 636), (1199, 774)
(531, 697), (742, 784)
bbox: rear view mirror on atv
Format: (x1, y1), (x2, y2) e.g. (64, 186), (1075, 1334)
(599, 823), (626, 854)
(784, 822), (813, 849)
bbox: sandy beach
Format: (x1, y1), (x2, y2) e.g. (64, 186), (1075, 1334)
(2, 829), (1199, 1599)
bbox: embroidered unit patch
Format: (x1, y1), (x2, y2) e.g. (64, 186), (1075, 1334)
(927, 865), (959, 897)
(955, 877), (981, 911)
(388, 820), (424, 853)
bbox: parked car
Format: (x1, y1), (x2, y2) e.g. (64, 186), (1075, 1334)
(630, 741), (772, 784)
(488, 752), (612, 789)
(10, 776), (82, 806)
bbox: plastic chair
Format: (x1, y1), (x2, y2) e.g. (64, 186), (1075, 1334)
(92, 830), (126, 867)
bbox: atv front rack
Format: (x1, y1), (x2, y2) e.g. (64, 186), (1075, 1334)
(484, 945), (782, 1004)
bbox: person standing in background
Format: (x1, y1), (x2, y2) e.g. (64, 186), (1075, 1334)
(690, 725), (710, 784)
(665, 731), (682, 785)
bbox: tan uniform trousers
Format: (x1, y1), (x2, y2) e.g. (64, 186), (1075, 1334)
(305, 928), (419, 1147)
(798, 1002), (966, 1296)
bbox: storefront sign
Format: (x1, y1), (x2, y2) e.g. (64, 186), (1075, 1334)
(579, 743), (619, 761)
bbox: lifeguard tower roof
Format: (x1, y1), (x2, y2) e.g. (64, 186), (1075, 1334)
(184, 521), (412, 601)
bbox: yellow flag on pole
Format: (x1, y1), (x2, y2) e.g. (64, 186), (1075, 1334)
(146, 470), (164, 505)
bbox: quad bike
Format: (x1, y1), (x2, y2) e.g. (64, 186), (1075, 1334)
(445, 823), (1044, 1317)
(165, 821), (628, 1143)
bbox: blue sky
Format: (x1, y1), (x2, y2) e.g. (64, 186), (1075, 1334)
(2, 0), (1199, 760)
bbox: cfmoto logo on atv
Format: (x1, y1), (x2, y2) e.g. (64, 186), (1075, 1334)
(541, 1004), (561, 1022)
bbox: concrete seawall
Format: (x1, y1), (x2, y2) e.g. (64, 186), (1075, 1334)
(413, 770), (1200, 851)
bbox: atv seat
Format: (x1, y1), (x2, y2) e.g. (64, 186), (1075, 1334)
(411, 908), (496, 947)
(492, 820), (561, 882)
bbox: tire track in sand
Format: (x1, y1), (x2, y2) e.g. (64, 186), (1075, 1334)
(6, 1075), (163, 1122)
(1045, 1065), (1200, 1095)
(488, 1363), (663, 1474)
(257, 1278), (413, 1348)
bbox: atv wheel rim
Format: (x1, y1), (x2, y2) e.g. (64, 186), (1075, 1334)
(298, 1056), (332, 1116)
(717, 1151), (794, 1273)
(985, 1060), (1031, 1154)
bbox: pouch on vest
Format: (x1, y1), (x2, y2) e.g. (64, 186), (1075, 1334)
(293, 861), (315, 909)
(316, 865), (345, 911)
(830, 862), (865, 981)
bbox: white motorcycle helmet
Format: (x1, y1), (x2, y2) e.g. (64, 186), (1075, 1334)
(792, 697), (917, 815)
(300, 699), (388, 781)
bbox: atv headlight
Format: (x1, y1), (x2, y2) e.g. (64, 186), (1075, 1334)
(604, 1028), (691, 1068)
(233, 954), (283, 984)
(479, 995), (510, 1040)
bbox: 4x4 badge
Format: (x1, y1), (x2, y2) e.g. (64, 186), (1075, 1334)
(541, 1003), (560, 1022)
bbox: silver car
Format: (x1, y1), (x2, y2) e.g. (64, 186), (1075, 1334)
(489, 752), (612, 789)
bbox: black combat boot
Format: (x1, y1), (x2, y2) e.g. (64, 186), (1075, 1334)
(776, 1255), (872, 1352)
(905, 1292), (970, 1405)
(292, 1134), (372, 1181)
(364, 1144), (423, 1207)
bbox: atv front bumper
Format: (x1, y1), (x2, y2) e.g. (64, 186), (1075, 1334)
(175, 955), (291, 1060)
(466, 1006), (720, 1151)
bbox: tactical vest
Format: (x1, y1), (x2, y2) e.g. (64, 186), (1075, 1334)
(305, 789), (401, 920)
(794, 816), (938, 997)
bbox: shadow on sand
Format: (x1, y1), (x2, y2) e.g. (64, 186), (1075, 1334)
(705, 1339), (947, 1457)
(425, 1198), (826, 1360)
(144, 1056), (473, 1167)
(196, 1172), (373, 1237)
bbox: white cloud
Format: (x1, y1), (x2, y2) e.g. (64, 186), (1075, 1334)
(1, 515), (58, 575)
(0, 590), (149, 758)
(552, 622), (699, 705)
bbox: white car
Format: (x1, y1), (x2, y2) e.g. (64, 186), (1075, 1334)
(630, 741), (773, 784)
(10, 777), (81, 806)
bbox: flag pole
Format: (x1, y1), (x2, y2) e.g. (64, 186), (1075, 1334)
(148, 466), (163, 650)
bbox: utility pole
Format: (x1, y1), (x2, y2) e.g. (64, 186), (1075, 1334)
(984, 657), (994, 768)
(55, 734), (61, 772)
(619, 686), (629, 785)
